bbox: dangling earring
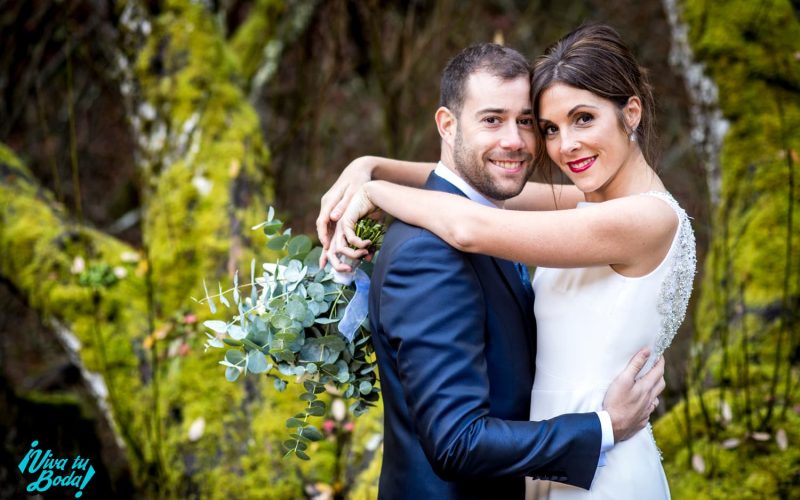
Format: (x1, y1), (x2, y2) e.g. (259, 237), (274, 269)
(629, 131), (637, 143)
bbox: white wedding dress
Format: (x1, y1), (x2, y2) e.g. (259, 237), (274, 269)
(525, 192), (696, 500)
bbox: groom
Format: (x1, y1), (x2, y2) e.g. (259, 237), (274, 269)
(324, 44), (663, 499)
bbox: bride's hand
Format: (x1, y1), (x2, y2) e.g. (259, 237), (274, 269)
(322, 185), (381, 271)
(316, 156), (377, 250)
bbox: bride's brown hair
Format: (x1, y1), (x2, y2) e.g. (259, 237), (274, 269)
(531, 24), (658, 175)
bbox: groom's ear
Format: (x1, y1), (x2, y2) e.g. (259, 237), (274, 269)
(435, 106), (457, 148)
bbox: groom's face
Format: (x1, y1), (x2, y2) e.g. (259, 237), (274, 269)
(452, 71), (535, 203)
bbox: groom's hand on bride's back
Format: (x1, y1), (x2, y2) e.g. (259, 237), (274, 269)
(603, 348), (666, 443)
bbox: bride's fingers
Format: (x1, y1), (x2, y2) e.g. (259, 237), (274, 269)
(319, 248), (329, 269)
(336, 245), (367, 260)
(326, 248), (351, 272)
(317, 185), (347, 247)
(330, 187), (355, 221)
(343, 227), (370, 249)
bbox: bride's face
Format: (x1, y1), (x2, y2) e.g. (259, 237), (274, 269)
(537, 83), (641, 200)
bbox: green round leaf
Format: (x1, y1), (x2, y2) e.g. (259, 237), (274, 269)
(287, 235), (312, 257)
(267, 233), (290, 250)
(302, 426), (324, 441)
(262, 220), (283, 235)
(228, 324), (245, 340)
(225, 349), (245, 365)
(204, 320), (227, 333)
(286, 299), (307, 320)
(246, 350), (269, 374)
(306, 405), (324, 417)
(286, 417), (305, 428)
(225, 366), (241, 382)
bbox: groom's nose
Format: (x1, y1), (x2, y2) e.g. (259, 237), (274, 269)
(498, 123), (526, 150)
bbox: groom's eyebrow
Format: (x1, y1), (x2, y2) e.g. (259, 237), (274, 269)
(475, 107), (533, 117)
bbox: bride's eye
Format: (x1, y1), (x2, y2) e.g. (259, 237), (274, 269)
(576, 113), (594, 125)
(541, 124), (558, 136)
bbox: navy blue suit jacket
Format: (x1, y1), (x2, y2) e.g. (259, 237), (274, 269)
(368, 173), (602, 499)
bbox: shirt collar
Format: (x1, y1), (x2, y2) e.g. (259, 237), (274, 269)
(433, 161), (501, 208)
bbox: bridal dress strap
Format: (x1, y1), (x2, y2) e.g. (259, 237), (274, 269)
(640, 191), (698, 360)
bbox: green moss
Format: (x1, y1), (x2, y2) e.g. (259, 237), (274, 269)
(663, 0), (800, 495)
(655, 388), (800, 498)
(229, 0), (286, 82)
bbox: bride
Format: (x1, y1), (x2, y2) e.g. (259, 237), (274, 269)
(318, 24), (695, 499)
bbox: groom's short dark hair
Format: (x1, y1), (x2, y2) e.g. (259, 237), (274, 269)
(439, 43), (531, 116)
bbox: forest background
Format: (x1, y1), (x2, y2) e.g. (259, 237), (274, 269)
(0, 0), (798, 498)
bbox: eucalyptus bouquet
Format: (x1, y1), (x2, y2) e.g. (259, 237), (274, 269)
(199, 208), (385, 460)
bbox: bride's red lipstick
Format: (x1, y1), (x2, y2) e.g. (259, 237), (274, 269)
(567, 155), (597, 173)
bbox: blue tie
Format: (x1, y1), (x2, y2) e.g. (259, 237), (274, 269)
(515, 262), (532, 298)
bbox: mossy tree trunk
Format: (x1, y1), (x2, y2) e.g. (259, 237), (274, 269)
(1, 1), (379, 497)
(654, 1), (800, 497)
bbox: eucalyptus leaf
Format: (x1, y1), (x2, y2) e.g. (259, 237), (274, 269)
(304, 248), (323, 274)
(271, 314), (292, 330)
(286, 417), (305, 428)
(283, 439), (308, 451)
(336, 360), (351, 383)
(204, 333), (224, 348)
(262, 220), (283, 235)
(246, 350), (269, 374)
(277, 363), (295, 376)
(284, 261), (307, 282)
(267, 233), (290, 250)
(204, 320), (228, 333)
(203, 279), (217, 314)
(302, 426), (323, 441)
(225, 366), (240, 382)
(307, 282), (325, 302)
(225, 349), (245, 365)
(274, 377), (287, 391)
(306, 405), (325, 417)
(250, 259), (257, 304)
(228, 324), (245, 340)
(287, 235), (312, 257)
(295, 450), (310, 461)
(218, 283), (230, 307)
(314, 317), (338, 325)
(286, 298), (307, 320)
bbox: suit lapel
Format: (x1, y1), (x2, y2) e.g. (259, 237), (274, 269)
(492, 258), (534, 324)
(425, 173), (534, 321)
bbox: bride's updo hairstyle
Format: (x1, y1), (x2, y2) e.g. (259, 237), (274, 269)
(531, 24), (658, 172)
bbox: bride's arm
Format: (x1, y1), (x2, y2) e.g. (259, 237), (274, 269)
(336, 181), (677, 270)
(317, 156), (585, 246)
(505, 181), (585, 211)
